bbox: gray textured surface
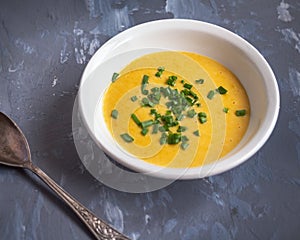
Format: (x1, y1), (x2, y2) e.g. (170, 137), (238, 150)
(0, 0), (299, 239)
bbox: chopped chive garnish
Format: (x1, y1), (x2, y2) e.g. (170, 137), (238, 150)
(155, 72), (162, 77)
(207, 90), (215, 100)
(141, 128), (148, 136)
(147, 92), (161, 104)
(120, 133), (134, 142)
(198, 112), (207, 124)
(181, 89), (189, 96)
(198, 112), (207, 118)
(187, 109), (197, 118)
(193, 130), (200, 136)
(141, 97), (149, 106)
(160, 135), (167, 145)
(181, 135), (189, 142)
(142, 74), (149, 84)
(217, 86), (228, 95)
(151, 87), (160, 93)
(235, 109), (247, 116)
(155, 66), (165, 77)
(111, 109), (118, 119)
(181, 142), (189, 150)
(158, 66), (165, 71)
(195, 79), (204, 84)
(189, 90), (198, 99)
(124, 66), (237, 147)
(165, 110), (172, 115)
(165, 87), (172, 96)
(166, 76), (177, 86)
(159, 126), (166, 132)
(131, 113), (141, 126)
(131, 96), (138, 102)
(141, 97), (154, 107)
(141, 75), (149, 95)
(199, 117), (207, 124)
(141, 120), (154, 128)
(111, 72), (119, 82)
(177, 126), (187, 132)
(176, 114), (184, 121)
(183, 83), (193, 90)
(150, 109), (157, 115)
(167, 133), (181, 144)
(152, 124), (159, 134)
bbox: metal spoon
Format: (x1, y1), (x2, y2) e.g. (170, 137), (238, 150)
(0, 112), (130, 240)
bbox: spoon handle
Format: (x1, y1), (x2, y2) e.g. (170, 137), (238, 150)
(28, 164), (130, 240)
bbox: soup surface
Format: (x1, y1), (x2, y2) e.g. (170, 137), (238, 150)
(102, 51), (250, 168)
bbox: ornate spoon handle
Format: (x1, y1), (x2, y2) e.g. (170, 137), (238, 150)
(27, 163), (130, 240)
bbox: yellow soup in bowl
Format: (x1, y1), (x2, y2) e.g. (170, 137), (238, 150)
(102, 51), (250, 168)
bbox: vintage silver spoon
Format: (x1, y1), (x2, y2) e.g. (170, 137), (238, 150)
(0, 112), (130, 240)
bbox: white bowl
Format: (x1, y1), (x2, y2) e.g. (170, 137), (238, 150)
(78, 19), (280, 180)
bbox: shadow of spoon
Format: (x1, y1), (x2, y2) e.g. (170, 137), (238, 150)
(0, 112), (130, 240)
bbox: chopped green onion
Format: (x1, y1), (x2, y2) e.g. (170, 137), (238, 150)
(167, 133), (181, 144)
(165, 110), (172, 115)
(166, 75), (177, 86)
(155, 72), (162, 77)
(177, 126), (187, 132)
(181, 89), (190, 96)
(195, 79), (204, 84)
(207, 90), (215, 100)
(199, 117), (207, 124)
(131, 113), (141, 126)
(152, 124), (159, 134)
(183, 83), (193, 89)
(141, 120), (154, 128)
(141, 75), (149, 95)
(176, 114), (184, 121)
(198, 112), (207, 118)
(187, 109), (197, 118)
(153, 92), (161, 101)
(181, 135), (189, 142)
(111, 72), (119, 82)
(141, 128), (149, 136)
(189, 90), (198, 99)
(151, 87), (160, 93)
(131, 96), (138, 102)
(158, 66), (165, 71)
(150, 109), (157, 115)
(142, 74), (149, 84)
(111, 109), (118, 119)
(198, 112), (207, 124)
(160, 134), (167, 145)
(155, 66), (165, 77)
(150, 109), (161, 120)
(185, 96), (194, 106)
(223, 107), (229, 113)
(193, 130), (200, 136)
(120, 133), (134, 142)
(235, 109), (247, 116)
(217, 86), (228, 95)
(159, 126), (167, 132)
(180, 80), (185, 83)
(141, 97), (154, 107)
(181, 142), (189, 150)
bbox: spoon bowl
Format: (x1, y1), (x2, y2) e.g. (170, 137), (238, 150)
(0, 112), (129, 240)
(0, 113), (31, 168)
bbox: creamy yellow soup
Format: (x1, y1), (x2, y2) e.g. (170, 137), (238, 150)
(102, 51), (250, 168)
